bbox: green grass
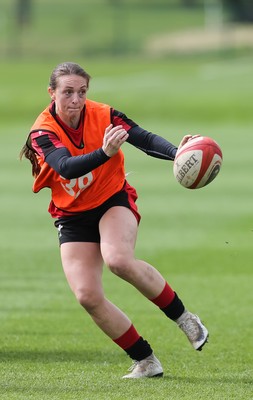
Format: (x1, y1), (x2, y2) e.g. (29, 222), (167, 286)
(1, 53), (253, 399)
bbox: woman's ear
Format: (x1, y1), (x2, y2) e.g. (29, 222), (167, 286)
(48, 87), (55, 100)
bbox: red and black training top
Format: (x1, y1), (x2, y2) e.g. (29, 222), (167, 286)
(30, 103), (178, 180)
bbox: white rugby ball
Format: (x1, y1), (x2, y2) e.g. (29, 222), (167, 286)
(173, 136), (223, 189)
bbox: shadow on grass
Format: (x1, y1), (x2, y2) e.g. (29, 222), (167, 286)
(0, 349), (116, 364)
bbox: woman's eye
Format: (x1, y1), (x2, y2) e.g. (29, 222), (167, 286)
(64, 89), (86, 97)
(79, 90), (86, 97)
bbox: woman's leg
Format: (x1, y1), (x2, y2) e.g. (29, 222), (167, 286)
(99, 206), (208, 354)
(60, 241), (132, 339)
(99, 206), (168, 299)
(60, 240), (159, 377)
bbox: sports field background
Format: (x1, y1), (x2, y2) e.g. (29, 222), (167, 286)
(0, 1), (252, 399)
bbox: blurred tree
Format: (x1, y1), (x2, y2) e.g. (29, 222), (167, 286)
(16, 0), (32, 28)
(8, 0), (32, 57)
(223, 0), (253, 22)
(109, 0), (127, 55)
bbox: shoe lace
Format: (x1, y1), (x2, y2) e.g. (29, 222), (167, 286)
(128, 360), (139, 372)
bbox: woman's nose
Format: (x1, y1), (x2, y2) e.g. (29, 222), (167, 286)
(72, 93), (79, 103)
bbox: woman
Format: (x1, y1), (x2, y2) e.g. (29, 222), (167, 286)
(20, 62), (208, 379)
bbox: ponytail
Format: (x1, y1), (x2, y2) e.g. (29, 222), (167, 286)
(20, 143), (41, 177)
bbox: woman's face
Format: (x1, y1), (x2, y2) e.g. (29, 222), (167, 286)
(48, 74), (88, 127)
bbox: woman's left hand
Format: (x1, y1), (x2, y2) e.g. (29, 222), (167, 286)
(177, 134), (200, 151)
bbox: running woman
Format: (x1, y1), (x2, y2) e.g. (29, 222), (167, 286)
(20, 62), (208, 379)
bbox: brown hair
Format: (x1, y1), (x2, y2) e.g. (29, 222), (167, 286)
(20, 62), (91, 176)
(49, 62), (91, 90)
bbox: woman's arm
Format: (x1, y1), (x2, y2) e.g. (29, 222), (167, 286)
(31, 132), (110, 179)
(111, 109), (178, 161)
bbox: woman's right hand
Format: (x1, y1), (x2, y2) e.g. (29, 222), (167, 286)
(102, 124), (129, 157)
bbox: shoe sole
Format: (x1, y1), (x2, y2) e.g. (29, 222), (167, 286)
(151, 372), (163, 378)
(196, 333), (209, 351)
(122, 371), (164, 379)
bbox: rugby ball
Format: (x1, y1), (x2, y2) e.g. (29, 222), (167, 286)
(173, 136), (222, 189)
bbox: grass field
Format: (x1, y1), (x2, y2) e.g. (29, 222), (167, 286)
(1, 50), (253, 399)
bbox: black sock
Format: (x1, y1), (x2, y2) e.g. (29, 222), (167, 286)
(124, 337), (153, 361)
(160, 292), (185, 321)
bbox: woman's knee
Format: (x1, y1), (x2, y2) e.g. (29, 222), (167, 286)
(75, 287), (103, 313)
(105, 253), (133, 278)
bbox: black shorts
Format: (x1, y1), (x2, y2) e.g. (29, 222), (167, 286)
(54, 182), (140, 245)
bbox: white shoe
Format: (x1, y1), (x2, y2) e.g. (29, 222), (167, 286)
(122, 353), (163, 379)
(176, 310), (209, 351)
